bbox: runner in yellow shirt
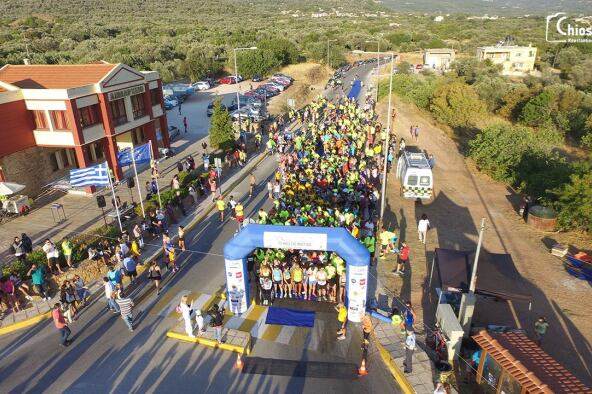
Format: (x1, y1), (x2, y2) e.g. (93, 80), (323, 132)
(215, 196), (226, 221)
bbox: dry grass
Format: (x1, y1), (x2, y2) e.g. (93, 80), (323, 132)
(267, 62), (331, 116)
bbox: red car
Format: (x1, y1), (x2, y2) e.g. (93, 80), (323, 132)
(218, 76), (237, 85)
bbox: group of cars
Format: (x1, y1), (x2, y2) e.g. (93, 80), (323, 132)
(205, 73), (294, 122)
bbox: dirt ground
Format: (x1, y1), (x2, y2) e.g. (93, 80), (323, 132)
(375, 96), (592, 385)
(267, 63), (331, 116)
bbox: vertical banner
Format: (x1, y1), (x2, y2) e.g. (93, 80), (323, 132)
(224, 258), (248, 314)
(347, 265), (368, 322)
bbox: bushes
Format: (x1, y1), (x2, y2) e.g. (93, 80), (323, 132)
(430, 81), (486, 128)
(1, 224), (120, 277)
(551, 161), (592, 232)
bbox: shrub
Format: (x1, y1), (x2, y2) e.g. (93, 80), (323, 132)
(519, 90), (554, 127)
(430, 81), (486, 128)
(552, 161), (592, 232)
(209, 99), (235, 149)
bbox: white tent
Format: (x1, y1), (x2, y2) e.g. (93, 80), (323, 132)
(0, 182), (25, 196)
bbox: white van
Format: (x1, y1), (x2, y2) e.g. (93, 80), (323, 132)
(396, 151), (433, 200)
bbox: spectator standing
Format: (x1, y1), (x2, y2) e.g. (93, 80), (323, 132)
(104, 277), (119, 313)
(52, 303), (72, 348)
(428, 154), (435, 169)
(21, 233), (33, 254)
(403, 330), (416, 373)
(178, 102), (182, 115)
(115, 290), (135, 332)
(133, 223), (144, 249)
(183, 116), (188, 133)
(267, 181), (273, 199)
(27, 264), (50, 300)
(216, 196), (226, 222)
(73, 274), (90, 306)
(188, 184), (199, 206)
(178, 225), (186, 251)
(179, 295), (200, 338)
(43, 239), (64, 275)
(208, 304), (225, 344)
(336, 303), (348, 340)
(402, 301), (416, 332)
(417, 214), (430, 244)
(11, 237), (26, 262)
(533, 316), (549, 346)
(123, 256), (138, 284)
(107, 266), (122, 291)
(62, 239), (73, 268)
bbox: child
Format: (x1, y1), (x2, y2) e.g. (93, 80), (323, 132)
(168, 248), (178, 273)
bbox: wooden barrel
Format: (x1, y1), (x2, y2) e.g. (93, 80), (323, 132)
(527, 205), (557, 232)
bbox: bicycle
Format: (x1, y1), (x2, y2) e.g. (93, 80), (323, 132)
(427, 323), (449, 362)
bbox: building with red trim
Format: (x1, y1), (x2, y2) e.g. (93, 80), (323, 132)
(0, 62), (170, 195)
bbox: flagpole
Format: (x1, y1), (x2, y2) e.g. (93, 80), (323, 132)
(131, 145), (145, 218)
(106, 161), (123, 232)
(149, 140), (162, 209)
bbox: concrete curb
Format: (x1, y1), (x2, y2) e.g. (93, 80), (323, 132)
(372, 331), (416, 394)
(166, 330), (252, 355)
(0, 151), (270, 336)
(0, 311), (52, 335)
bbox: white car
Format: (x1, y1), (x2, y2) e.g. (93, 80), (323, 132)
(192, 81), (211, 90)
(267, 81), (286, 91)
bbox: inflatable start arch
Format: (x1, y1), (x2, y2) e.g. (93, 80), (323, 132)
(223, 224), (370, 322)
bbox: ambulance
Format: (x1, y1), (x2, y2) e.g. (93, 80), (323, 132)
(396, 151), (433, 200)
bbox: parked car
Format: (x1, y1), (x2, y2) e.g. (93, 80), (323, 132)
(252, 73), (264, 82)
(204, 78), (218, 87)
(164, 100), (174, 110)
(272, 73), (293, 81)
(218, 76), (236, 85)
(271, 77), (291, 87)
(164, 96), (178, 107)
(168, 126), (180, 141)
(192, 81), (211, 90)
(261, 84), (280, 93)
(230, 105), (263, 121)
(255, 87), (276, 98)
(207, 101), (227, 116)
(267, 81), (286, 91)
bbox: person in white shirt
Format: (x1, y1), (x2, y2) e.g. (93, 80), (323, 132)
(404, 330), (416, 373)
(417, 214), (431, 244)
(179, 295), (201, 338)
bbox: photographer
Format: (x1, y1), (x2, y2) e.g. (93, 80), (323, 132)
(207, 304), (225, 344)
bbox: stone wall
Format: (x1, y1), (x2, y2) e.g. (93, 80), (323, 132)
(1, 146), (70, 197)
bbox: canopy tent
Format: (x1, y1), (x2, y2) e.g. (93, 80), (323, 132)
(431, 248), (532, 302)
(347, 80), (362, 101)
(0, 182), (25, 196)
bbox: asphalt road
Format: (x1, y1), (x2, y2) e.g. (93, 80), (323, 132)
(0, 62), (396, 394)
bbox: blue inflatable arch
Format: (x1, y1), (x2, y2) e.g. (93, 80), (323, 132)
(223, 224), (370, 322)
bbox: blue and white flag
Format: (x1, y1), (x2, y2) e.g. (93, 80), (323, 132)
(117, 143), (151, 166)
(70, 162), (110, 187)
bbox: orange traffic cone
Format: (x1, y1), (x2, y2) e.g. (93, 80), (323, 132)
(235, 353), (244, 369)
(358, 359), (368, 376)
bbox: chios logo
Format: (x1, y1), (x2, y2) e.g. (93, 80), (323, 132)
(546, 13), (592, 43)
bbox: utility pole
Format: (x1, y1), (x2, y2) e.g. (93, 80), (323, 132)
(469, 218), (486, 294)
(460, 218), (486, 336)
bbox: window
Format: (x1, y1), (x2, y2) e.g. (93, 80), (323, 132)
(50, 111), (71, 130)
(110, 99), (127, 126)
(79, 105), (101, 128)
(479, 353), (502, 393)
(131, 93), (145, 119)
(529, 50), (534, 57)
(419, 176), (431, 186)
(89, 142), (104, 161)
(150, 88), (160, 106)
(131, 127), (145, 145)
(407, 175), (418, 186)
(33, 110), (48, 129)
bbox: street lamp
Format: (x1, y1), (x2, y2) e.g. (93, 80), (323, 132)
(327, 39), (337, 68)
(353, 49), (394, 222)
(365, 40), (380, 102)
(233, 46), (258, 120)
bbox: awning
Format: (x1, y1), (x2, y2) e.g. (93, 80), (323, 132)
(0, 182), (25, 195)
(434, 248), (532, 302)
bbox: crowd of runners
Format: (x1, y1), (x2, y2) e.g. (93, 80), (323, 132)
(248, 94), (397, 307)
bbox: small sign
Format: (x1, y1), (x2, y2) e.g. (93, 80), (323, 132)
(263, 232), (327, 251)
(108, 85), (145, 101)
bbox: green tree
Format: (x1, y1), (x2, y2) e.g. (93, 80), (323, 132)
(552, 161), (592, 232)
(519, 90), (554, 127)
(208, 100), (235, 150)
(473, 75), (511, 112)
(568, 58), (592, 90)
(429, 81), (486, 128)
(496, 84), (531, 121)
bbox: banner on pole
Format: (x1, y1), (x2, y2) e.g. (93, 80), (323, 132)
(117, 143), (151, 166)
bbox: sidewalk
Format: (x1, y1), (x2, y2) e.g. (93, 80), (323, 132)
(0, 142), (270, 334)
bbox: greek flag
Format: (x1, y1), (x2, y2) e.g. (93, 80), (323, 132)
(117, 143), (151, 166)
(69, 162), (110, 187)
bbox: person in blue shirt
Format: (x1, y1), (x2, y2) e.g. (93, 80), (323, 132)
(27, 264), (50, 300)
(123, 256), (138, 285)
(107, 266), (122, 290)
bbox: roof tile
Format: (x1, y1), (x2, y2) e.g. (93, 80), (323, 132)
(0, 63), (117, 89)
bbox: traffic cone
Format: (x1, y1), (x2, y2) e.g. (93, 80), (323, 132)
(358, 359), (368, 376)
(235, 353), (244, 369)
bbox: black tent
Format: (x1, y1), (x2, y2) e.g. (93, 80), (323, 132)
(432, 248), (532, 302)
